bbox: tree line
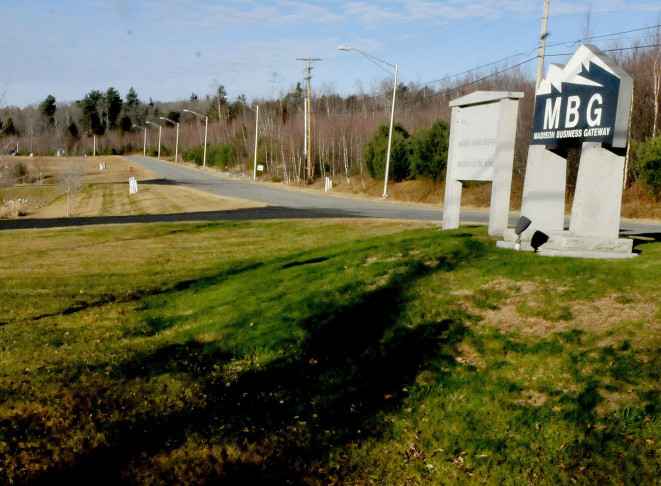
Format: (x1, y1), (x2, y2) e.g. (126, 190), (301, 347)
(0, 43), (659, 197)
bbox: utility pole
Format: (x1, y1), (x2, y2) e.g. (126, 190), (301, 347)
(297, 57), (321, 184)
(536, 0), (551, 91)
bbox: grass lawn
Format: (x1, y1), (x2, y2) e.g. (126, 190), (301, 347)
(0, 220), (659, 485)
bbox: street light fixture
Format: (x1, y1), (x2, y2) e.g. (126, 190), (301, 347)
(132, 124), (147, 157)
(145, 120), (162, 159)
(230, 98), (260, 180)
(339, 45), (398, 198)
(159, 117), (180, 163)
(183, 109), (208, 168)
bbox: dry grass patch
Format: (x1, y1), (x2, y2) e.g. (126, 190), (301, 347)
(1, 156), (265, 219)
(514, 389), (548, 407)
(466, 279), (658, 339)
(454, 342), (485, 370)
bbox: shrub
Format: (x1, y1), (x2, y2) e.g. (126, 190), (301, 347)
(364, 123), (411, 181)
(147, 145), (171, 158)
(8, 161), (28, 182)
(182, 143), (240, 168)
(410, 119), (450, 181)
(208, 144), (236, 168)
(181, 145), (205, 165)
(633, 136), (661, 199)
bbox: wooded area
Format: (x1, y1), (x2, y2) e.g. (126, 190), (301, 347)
(1, 42), (659, 195)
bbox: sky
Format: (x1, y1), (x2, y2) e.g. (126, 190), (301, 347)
(1, 0), (659, 108)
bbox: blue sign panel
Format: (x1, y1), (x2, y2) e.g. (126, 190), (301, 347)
(531, 45), (633, 149)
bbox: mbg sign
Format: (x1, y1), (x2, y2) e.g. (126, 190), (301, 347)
(531, 44), (633, 149)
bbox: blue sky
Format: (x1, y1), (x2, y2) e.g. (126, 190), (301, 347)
(1, 0), (659, 108)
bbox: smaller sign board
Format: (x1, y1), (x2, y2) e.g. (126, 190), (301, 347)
(452, 101), (501, 181)
(257, 164), (264, 172)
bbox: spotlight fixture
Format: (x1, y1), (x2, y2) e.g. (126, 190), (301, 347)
(530, 230), (549, 252)
(514, 216), (532, 250)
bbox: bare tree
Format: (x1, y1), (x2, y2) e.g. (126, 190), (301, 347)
(581, 5), (595, 40)
(59, 161), (85, 217)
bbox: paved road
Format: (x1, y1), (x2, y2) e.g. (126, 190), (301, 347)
(1, 155), (658, 238)
(125, 156), (452, 222)
(123, 156), (660, 238)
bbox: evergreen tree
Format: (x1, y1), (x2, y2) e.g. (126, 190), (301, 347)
(66, 119), (79, 138)
(1, 117), (18, 137)
(64, 119), (80, 152)
(209, 84), (228, 122)
(364, 123), (411, 181)
(39, 94), (57, 129)
(410, 119), (450, 181)
(164, 111), (180, 125)
(124, 87), (140, 122)
(79, 90), (106, 135)
(120, 116), (133, 132)
(105, 87), (123, 129)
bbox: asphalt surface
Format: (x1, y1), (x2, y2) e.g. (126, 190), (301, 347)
(124, 155), (453, 223)
(1, 155), (659, 240)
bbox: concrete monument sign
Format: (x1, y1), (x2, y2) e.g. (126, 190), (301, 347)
(499, 44), (635, 258)
(443, 91), (523, 236)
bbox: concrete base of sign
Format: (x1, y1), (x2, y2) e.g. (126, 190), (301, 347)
(570, 142), (625, 239)
(498, 229), (636, 259)
(519, 145), (567, 235)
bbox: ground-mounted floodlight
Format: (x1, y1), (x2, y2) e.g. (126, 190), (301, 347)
(145, 120), (162, 159)
(339, 45), (398, 198)
(531, 230), (549, 252)
(183, 109), (208, 168)
(159, 117), (180, 163)
(132, 124), (147, 156)
(514, 215), (532, 250)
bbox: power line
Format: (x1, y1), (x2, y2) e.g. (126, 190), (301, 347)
(546, 24), (661, 49)
(547, 42), (661, 59)
(323, 41), (661, 116)
(414, 24), (661, 92)
(419, 17), (540, 78)
(400, 57), (539, 107)
(321, 26), (661, 115)
(382, 0), (505, 56)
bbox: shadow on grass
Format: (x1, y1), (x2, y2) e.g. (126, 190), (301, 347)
(29, 259), (470, 485)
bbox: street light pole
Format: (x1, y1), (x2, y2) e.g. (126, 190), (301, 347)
(183, 109), (208, 168)
(253, 104), (259, 179)
(339, 46), (398, 198)
(132, 124), (147, 156)
(84, 131), (96, 156)
(160, 117), (180, 163)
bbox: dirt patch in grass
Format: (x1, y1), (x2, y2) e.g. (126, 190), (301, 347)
(455, 342), (486, 370)
(468, 279), (659, 339)
(514, 389), (548, 407)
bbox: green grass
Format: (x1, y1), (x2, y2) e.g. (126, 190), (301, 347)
(0, 220), (659, 485)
